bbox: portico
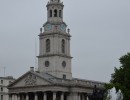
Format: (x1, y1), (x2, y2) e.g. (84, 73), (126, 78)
(9, 91), (67, 100)
(9, 91), (89, 100)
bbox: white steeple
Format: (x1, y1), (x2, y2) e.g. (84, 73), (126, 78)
(46, 0), (64, 23)
(38, 0), (72, 80)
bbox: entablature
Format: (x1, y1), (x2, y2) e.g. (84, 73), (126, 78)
(37, 54), (72, 59)
(39, 32), (71, 39)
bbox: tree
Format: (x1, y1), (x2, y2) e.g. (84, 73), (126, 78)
(109, 53), (130, 100)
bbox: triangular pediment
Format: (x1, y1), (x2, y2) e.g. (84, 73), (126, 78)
(9, 71), (53, 88)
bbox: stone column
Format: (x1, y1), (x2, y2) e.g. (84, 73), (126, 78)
(21, 94), (24, 100)
(86, 96), (89, 100)
(78, 93), (81, 100)
(71, 93), (78, 100)
(67, 93), (71, 100)
(82, 94), (85, 100)
(26, 93), (29, 100)
(9, 94), (12, 100)
(43, 92), (47, 100)
(15, 94), (18, 100)
(13, 94), (17, 100)
(53, 92), (56, 100)
(17, 94), (20, 100)
(12, 94), (15, 100)
(61, 92), (64, 100)
(35, 93), (38, 100)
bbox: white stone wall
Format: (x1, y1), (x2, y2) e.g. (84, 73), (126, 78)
(38, 32), (72, 79)
(38, 56), (72, 79)
(39, 35), (70, 56)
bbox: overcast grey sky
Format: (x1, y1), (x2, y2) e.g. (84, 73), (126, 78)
(0, 0), (130, 82)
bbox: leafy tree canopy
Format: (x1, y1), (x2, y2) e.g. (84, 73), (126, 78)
(106, 53), (130, 100)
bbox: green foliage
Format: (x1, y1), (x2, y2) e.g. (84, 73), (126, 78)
(105, 83), (114, 90)
(108, 53), (130, 100)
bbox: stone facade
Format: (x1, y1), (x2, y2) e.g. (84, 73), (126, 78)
(8, 0), (105, 100)
(8, 69), (104, 100)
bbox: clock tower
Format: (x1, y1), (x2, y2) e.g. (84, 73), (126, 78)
(38, 0), (72, 79)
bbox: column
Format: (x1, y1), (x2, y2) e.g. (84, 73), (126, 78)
(43, 92), (47, 100)
(17, 94), (20, 100)
(82, 94), (85, 100)
(61, 92), (64, 100)
(72, 93), (78, 100)
(35, 93), (38, 100)
(86, 96), (89, 100)
(15, 94), (18, 100)
(67, 93), (71, 100)
(21, 94), (25, 100)
(9, 94), (12, 100)
(26, 93), (29, 100)
(12, 94), (15, 100)
(53, 92), (56, 100)
(78, 93), (81, 100)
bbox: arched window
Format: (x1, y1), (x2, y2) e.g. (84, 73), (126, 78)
(46, 39), (50, 53)
(59, 10), (62, 18)
(54, 9), (57, 17)
(61, 39), (65, 53)
(50, 10), (52, 17)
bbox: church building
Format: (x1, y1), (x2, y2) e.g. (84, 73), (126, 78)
(8, 0), (104, 100)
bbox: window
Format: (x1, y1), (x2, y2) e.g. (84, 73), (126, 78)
(59, 10), (62, 18)
(1, 80), (3, 84)
(61, 39), (65, 53)
(46, 39), (50, 53)
(63, 75), (66, 79)
(62, 61), (66, 68)
(45, 61), (50, 67)
(50, 10), (52, 17)
(1, 88), (3, 92)
(1, 95), (3, 100)
(54, 9), (57, 17)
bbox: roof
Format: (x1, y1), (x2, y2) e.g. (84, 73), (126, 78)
(0, 76), (15, 80)
(8, 71), (105, 89)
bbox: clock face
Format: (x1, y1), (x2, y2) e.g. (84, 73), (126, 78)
(60, 24), (66, 31)
(45, 24), (52, 31)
